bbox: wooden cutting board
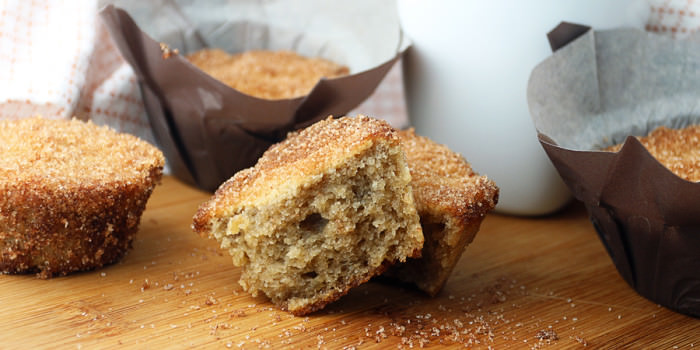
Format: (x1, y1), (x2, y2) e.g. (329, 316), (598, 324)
(1, 176), (698, 349)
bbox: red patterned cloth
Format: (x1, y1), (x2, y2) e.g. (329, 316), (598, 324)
(646, 0), (700, 38)
(0, 0), (155, 144)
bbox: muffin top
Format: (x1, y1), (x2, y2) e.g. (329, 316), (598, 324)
(0, 117), (165, 188)
(607, 125), (700, 182)
(398, 128), (499, 219)
(207, 115), (395, 202)
(186, 49), (349, 100)
(193, 115), (398, 232)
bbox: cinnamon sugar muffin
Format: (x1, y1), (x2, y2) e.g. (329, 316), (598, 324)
(383, 129), (499, 296)
(606, 125), (700, 182)
(192, 115), (423, 315)
(0, 117), (164, 278)
(186, 49), (349, 100)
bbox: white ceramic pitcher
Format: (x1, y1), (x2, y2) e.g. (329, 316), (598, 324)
(398, 0), (648, 215)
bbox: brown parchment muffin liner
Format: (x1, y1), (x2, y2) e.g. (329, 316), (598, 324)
(100, 4), (408, 191)
(528, 23), (700, 317)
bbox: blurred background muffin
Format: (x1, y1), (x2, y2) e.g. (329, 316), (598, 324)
(101, 0), (409, 191)
(529, 23), (700, 317)
(186, 49), (349, 100)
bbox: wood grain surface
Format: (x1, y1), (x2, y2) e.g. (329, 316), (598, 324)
(1, 176), (698, 349)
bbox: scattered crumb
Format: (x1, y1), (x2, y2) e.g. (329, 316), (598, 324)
(141, 279), (150, 292)
(536, 329), (559, 341)
(159, 42), (179, 59)
(205, 296), (218, 306)
(574, 336), (588, 346)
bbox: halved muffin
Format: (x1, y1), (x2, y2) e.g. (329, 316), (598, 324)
(192, 115), (423, 315)
(383, 129), (499, 296)
(0, 117), (164, 278)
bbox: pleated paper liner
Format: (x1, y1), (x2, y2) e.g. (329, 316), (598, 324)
(101, 2), (408, 191)
(529, 23), (700, 317)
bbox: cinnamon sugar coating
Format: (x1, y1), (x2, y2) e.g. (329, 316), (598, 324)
(606, 125), (700, 182)
(0, 117), (164, 278)
(398, 128), (499, 220)
(384, 128), (499, 296)
(193, 115), (423, 315)
(186, 49), (349, 100)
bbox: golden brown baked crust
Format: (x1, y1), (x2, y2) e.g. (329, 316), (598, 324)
(193, 116), (409, 228)
(0, 117), (165, 278)
(399, 129), (498, 220)
(383, 128), (499, 296)
(193, 115), (424, 315)
(186, 49), (349, 100)
(606, 125), (700, 182)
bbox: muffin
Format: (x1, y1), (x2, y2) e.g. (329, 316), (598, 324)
(186, 49), (350, 100)
(0, 117), (165, 278)
(192, 115), (424, 315)
(383, 129), (499, 296)
(606, 125), (700, 182)
(102, 5), (408, 192)
(529, 26), (700, 316)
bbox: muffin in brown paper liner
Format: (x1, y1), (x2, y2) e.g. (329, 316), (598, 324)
(100, 3), (408, 192)
(529, 23), (700, 317)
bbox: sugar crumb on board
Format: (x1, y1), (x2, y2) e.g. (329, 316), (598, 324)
(89, 239), (605, 349)
(186, 275), (566, 349)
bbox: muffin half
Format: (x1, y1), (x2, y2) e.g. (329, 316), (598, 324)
(193, 115), (423, 315)
(383, 129), (499, 296)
